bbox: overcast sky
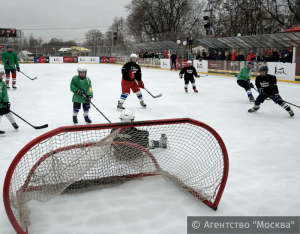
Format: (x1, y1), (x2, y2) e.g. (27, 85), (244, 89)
(1, 0), (132, 42)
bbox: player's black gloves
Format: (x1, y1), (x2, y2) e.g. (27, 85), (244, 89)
(16, 66), (20, 72)
(7, 60), (12, 67)
(2, 102), (10, 111)
(85, 95), (92, 102)
(249, 83), (254, 88)
(76, 90), (84, 96)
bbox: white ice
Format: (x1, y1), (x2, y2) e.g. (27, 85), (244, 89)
(0, 64), (299, 234)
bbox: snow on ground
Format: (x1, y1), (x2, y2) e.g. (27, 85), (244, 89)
(0, 64), (299, 234)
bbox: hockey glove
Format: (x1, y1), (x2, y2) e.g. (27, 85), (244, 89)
(2, 102), (10, 111)
(249, 83), (254, 88)
(7, 60), (12, 67)
(196, 75), (200, 78)
(85, 95), (92, 103)
(16, 66), (20, 72)
(76, 90), (84, 96)
(138, 81), (145, 89)
(179, 74), (182, 79)
(274, 93), (280, 100)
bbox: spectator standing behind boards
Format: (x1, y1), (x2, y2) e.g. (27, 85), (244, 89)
(164, 50), (169, 58)
(217, 51), (224, 60)
(154, 53), (158, 59)
(201, 49), (206, 59)
(285, 49), (293, 63)
(195, 53), (201, 60)
(206, 52), (212, 60)
(213, 50), (218, 60)
(271, 49), (279, 62)
(231, 49), (238, 61)
(255, 53), (260, 62)
(247, 50), (255, 61)
(235, 52), (245, 61)
(224, 51), (231, 61)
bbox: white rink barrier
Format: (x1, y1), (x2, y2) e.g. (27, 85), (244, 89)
(194, 60), (208, 73)
(49, 57), (64, 63)
(78, 57), (99, 63)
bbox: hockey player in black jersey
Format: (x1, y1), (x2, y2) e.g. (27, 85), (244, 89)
(179, 60), (200, 93)
(248, 66), (294, 116)
(170, 51), (177, 71)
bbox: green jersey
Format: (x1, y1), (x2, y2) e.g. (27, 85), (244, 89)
(1, 51), (19, 69)
(70, 75), (93, 103)
(237, 66), (251, 81)
(0, 80), (9, 108)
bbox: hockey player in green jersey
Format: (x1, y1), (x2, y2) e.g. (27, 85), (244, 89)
(237, 61), (255, 102)
(70, 65), (93, 124)
(0, 67), (19, 135)
(1, 45), (20, 89)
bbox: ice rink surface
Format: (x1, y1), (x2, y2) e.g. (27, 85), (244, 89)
(0, 64), (299, 234)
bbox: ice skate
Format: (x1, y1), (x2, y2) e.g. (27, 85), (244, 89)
(12, 84), (17, 89)
(288, 109), (294, 117)
(73, 116), (78, 124)
(84, 116), (92, 124)
(12, 123), (19, 129)
(193, 89), (198, 93)
(6, 84), (10, 89)
(248, 105), (260, 113)
(249, 97), (255, 103)
(0, 130), (5, 136)
(185, 88), (188, 93)
(117, 101), (125, 110)
(140, 101), (147, 108)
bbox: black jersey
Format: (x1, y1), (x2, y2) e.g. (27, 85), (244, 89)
(121, 62), (142, 82)
(170, 54), (177, 61)
(179, 66), (198, 80)
(255, 74), (279, 95)
(112, 127), (149, 148)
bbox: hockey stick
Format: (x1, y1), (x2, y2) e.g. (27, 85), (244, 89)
(19, 71), (37, 80)
(253, 87), (300, 108)
(10, 110), (48, 129)
(82, 94), (111, 123)
(144, 87), (162, 99)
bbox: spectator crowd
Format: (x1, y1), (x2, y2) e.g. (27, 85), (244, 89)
(194, 48), (294, 63)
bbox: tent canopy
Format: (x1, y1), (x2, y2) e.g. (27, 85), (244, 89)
(197, 32), (300, 49)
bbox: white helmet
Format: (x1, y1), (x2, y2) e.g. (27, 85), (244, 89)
(119, 110), (135, 122)
(77, 65), (87, 77)
(187, 60), (193, 65)
(130, 54), (138, 63)
(0, 66), (5, 81)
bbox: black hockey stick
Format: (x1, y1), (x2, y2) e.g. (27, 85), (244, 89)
(19, 71), (37, 80)
(10, 110), (48, 129)
(144, 87), (162, 98)
(253, 87), (300, 109)
(82, 94), (111, 123)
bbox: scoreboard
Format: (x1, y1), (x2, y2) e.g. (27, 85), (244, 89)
(0, 28), (17, 37)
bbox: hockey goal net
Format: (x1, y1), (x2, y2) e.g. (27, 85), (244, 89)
(3, 118), (229, 234)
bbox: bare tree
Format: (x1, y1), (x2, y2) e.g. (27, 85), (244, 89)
(84, 29), (104, 46)
(125, 0), (206, 42)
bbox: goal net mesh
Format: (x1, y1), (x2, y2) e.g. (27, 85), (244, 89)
(7, 121), (226, 232)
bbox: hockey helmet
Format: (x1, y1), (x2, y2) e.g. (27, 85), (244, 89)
(77, 65), (87, 78)
(247, 61), (254, 66)
(130, 54), (138, 63)
(259, 66), (268, 73)
(7, 45), (12, 49)
(187, 60), (193, 65)
(120, 109), (135, 122)
(0, 66), (5, 81)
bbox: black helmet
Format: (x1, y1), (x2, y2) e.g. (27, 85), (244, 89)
(247, 61), (253, 65)
(260, 66), (268, 72)
(7, 45), (12, 49)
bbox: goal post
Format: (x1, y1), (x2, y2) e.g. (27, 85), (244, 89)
(3, 118), (229, 234)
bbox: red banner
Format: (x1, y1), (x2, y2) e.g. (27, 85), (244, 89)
(63, 57), (78, 63)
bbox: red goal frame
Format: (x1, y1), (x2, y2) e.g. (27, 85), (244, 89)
(3, 118), (229, 234)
